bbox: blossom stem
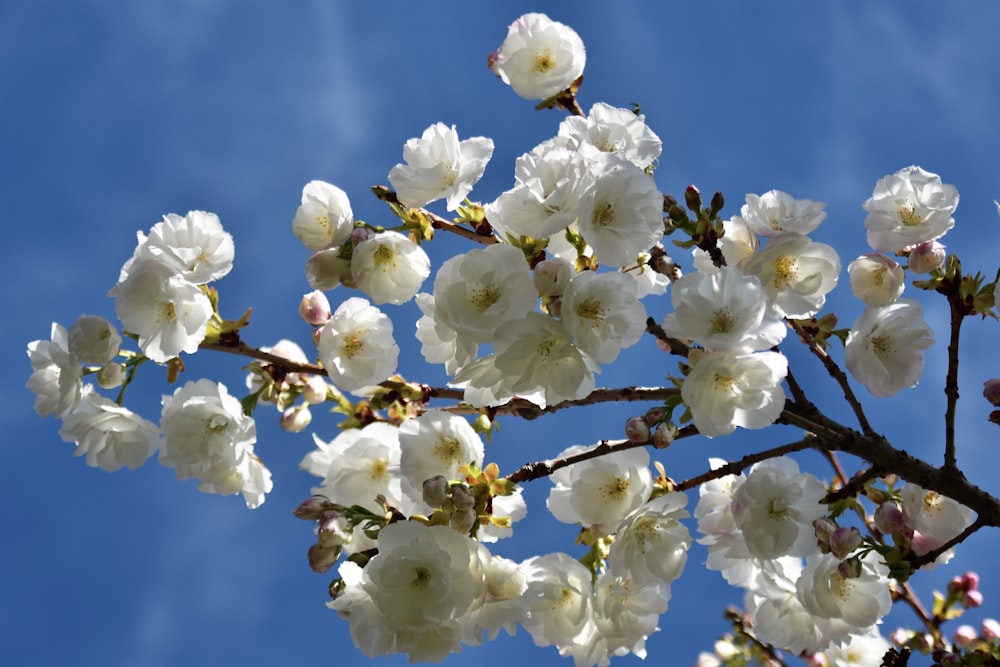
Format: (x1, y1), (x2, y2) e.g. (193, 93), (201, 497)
(943, 291), (964, 471)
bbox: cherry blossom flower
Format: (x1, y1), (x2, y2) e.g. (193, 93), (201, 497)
(316, 297), (398, 393)
(58, 386), (159, 471)
(546, 444), (653, 535)
(559, 102), (662, 170)
(398, 411), (484, 498)
(67, 315), (122, 365)
(519, 552), (595, 651)
(135, 210), (235, 284)
(901, 483), (975, 563)
(160, 379), (272, 508)
(414, 293), (478, 376)
(847, 253), (905, 307)
(584, 573), (670, 666)
(493, 13), (586, 100)
(305, 247), (354, 291)
(560, 270), (646, 364)
(607, 492), (692, 587)
(863, 165), (959, 253)
(663, 266), (786, 352)
(681, 349), (788, 438)
(108, 257), (213, 363)
(907, 240), (947, 274)
(741, 233), (841, 319)
(349, 231), (430, 305)
(292, 180), (354, 251)
(741, 190), (827, 237)
(26, 322), (83, 418)
(692, 215), (759, 273)
(796, 551), (892, 630)
(845, 299), (934, 398)
(388, 122), (494, 211)
(824, 629), (891, 667)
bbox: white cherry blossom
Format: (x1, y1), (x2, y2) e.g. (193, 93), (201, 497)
(796, 551), (892, 630)
(68, 315), (122, 365)
(349, 231), (430, 305)
(845, 299), (934, 398)
(740, 233), (841, 319)
(692, 215), (759, 273)
(137, 210), (234, 284)
(398, 411), (484, 497)
(26, 322), (82, 418)
(559, 102), (662, 170)
(519, 552), (595, 652)
(493, 13), (586, 100)
(292, 180), (354, 251)
(847, 253), (905, 307)
(560, 270), (646, 363)
(58, 386), (158, 471)
(900, 483), (975, 563)
(863, 165), (959, 253)
(414, 293), (477, 375)
(388, 122), (494, 210)
(316, 297), (398, 393)
(607, 492), (692, 587)
(741, 190), (827, 237)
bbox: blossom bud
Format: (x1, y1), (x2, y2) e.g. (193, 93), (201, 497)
(685, 184), (703, 212)
(422, 475), (450, 508)
(938, 652), (961, 667)
(709, 191), (725, 217)
(848, 253), (905, 307)
(837, 556), (862, 579)
(301, 376), (329, 405)
(624, 416), (650, 443)
(307, 543), (342, 573)
(350, 227), (374, 246)
(292, 495), (337, 520)
(983, 379), (1000, 407)
(299, 290), (332, 326)
(652, 422), (678, 449)
(981, 618), (1000, 641)
(449, 508), (478, 533)
(451, 483), (476, 512)
(68, 314), (122, 364)
(96, 362), (126, 389)
(890, 629), (912, 647)
(963, 590), (984, 609)
(306, 248), (353, 291)
(804, 652), (828, 667)
(280, 406), (312, 433)
(486, 50), (500, 76)
(533, 258), (573, 297)
(317, 513), (352, 548)
(813, 517), (836, 544)
(908, 240), (946, 273)
(829, 526), (863, 559)
(874, 501), (906, 534)
(962, 571), (981, 591)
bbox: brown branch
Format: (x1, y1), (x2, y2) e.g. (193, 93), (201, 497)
(943, 291), (964, 471)
(506, 438), (649, 484)
(674, 437), (819, 493)
(908, 516), (986, 570)
(373, 187), (499, 246)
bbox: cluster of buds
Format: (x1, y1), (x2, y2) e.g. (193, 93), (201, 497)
(813, 518), (863, 560)
(420, 462), (516, 537)
(292, 494), (402, 573)
(624, 407), (678, 449)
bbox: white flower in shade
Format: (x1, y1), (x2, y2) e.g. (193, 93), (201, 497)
(741, 233), (841, 319)
(730, 457), (826, 559)
(692, 215), (759, 273)
(328, 561), (395, 658)
(493, 12), (586, 100)
(461, 554), (528, 645)
(349, 231), (430, 305)
(630, 251), (672, 298)
(109, 258), (212, 363)
(414, 293), (477, 375)
(300, 421), (410, 512)
(607, 492), (691, 587)
(848, 253), (905, 307)
(863, 165), (959, 253)
(137, 210), (234, 284)
(560, 270), (646, 363)
(741, 190), (827, 237)
(362, 522), (485, 644)
(432, 243), (538, 343)
(305, 247), (354, 291)
(559, 102), (662, 170)
(547, 444), (653, 535)
(388, 122), (494, 211)
(845, 299), (934, 398)
(26, 322), (82, 418)
(584, 573), (669, 667)
(450, 354), (533, 408)
(486, 146), (586, 241)
(58, 387), (158, 472)
(160, 379), (272, 509)
(900, 483), (974, 563)
(519, 552), (595, 651)
(662, 266), (786, 351)
(824, 629), (891, 667)
(695, 460), (748, 584)
(797, 551), (892, 629)
(317, 297), (398, 393)
(493, 313), (596, 408)
(399, 412), (484, 496)
(534, 257), (575, 297)
(577, 154), (663, 267)
(292, 180), (354, 251)
(907, 240), (947, 274)
(681, 349), (788, 438)
(68, 315), (122, 365)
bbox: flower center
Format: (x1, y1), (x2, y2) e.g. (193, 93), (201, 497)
(773, 256), (798, 289)
(766, 497), (790, 520)
(601, 475), (630, 501)
(713, 373), (735, 392)
(471, 283), (501, 312)
(710, 308), (736, 334)
(161, 301), (178, 323)
(536, 337), (559, 360)
(410, 565), (433, 589)
(434, 436), (462, 464)
(369, 457), (388, 481)
(342, 332), (365, 358)
(532, 49), (555, 73)
(373, 244), (395, 268)
(870, 334), (892, 360)
(593, 201), (615, 227)
(898, 205), (924, 227)
(576, 297), (607, 323)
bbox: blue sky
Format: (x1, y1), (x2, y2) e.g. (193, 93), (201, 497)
(4, 2), (1000, 666)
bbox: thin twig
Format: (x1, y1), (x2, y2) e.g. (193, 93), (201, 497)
(908, 516), (986, 570)
(674, 437), (818, 492)
(943, 291), (964, 471)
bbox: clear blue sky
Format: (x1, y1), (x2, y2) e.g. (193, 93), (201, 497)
(4, 2), (1000, 666)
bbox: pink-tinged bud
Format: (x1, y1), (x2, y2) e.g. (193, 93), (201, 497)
(624, 416), (650, 443)
(829, 526), (863, 559)
(280, 406), (312, 433)
(804, 652), (828, 667)
(984, 379), (1000, 407)
(644, 407), (665, 424)
(874, 501), (907, 534)
(890, 629), (912, 646)
(451, 484), (476, 512)
(97, 362), (126, 389)
(486, 50), (500, 76)
(301, 376), (329, 405)
(422, 475), (450, 508)
(962, 571), (981, 591)
(308, 543), (342, 573)
(449, 508), (477, 533)
(652, 422), (678, 449)
(963, 590), (984, 609)
(813, 517), (837, 544)
(981, 618), (1000, 641)
(350, 227), (374, 245)
(684, 184), (703, 212)
(838, 556), (862, 579)
(533, 258), (573, 297)
(547, 297), (562, 318)
(292, 495), (337, 520)
(908, 240), (947, 274)
(953, 625), (978, 649)
(299, 289), (332, 326)
(306, 248), (353, 291)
